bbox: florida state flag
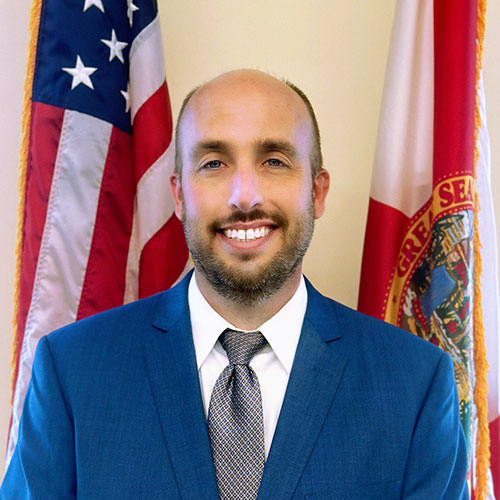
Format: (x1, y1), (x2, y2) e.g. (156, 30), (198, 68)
(358, 0), (499, 498)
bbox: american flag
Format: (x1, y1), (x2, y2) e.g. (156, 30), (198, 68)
(8, 0), (188, 463)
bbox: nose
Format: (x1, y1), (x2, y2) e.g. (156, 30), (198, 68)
(227, 167), (264, 212)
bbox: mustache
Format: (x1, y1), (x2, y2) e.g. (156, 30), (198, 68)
(210, 208), (287, 231)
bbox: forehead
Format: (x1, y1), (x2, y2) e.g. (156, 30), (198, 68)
(179, 73), (313, 159)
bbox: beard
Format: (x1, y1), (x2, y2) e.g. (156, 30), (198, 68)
(182, 201), (315, 307)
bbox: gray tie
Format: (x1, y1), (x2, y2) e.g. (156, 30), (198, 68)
(208, 328), (267, 500)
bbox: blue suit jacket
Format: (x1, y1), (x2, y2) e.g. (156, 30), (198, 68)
(2, 274), (468, 499)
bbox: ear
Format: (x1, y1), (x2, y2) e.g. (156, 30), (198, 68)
(170, 172), (183, 221)
(312, 168), (330, 219)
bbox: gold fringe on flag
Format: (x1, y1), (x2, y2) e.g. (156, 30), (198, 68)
(11, 0), (43, 403)
(472, 0), (490, 498)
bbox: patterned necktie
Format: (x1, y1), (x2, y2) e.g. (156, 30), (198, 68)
(208, 328), (267, 500)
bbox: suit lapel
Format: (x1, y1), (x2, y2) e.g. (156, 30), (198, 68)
(143, 273), (220, 500)
(257, 282), (347, 500)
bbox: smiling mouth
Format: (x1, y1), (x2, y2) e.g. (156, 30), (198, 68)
(222, 226), (275, 242)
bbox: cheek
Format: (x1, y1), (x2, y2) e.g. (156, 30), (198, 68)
(182, 184), (220, 219)
(271, 181), (312, 211)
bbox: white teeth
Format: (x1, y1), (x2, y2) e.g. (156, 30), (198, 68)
(224, 226), (272, 241)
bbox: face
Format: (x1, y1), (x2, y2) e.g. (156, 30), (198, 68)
(171, 71), (329, 305)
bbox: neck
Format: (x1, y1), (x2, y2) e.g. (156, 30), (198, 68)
(194, 268), (302, 331)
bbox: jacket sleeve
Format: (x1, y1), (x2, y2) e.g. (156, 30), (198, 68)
(0, 336), (76, 500)
(402, 352), (469, 500)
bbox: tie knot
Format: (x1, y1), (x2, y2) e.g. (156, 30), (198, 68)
(219, 328), (267, 365)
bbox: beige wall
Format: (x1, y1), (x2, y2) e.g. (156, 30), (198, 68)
(159, 0), (398, 304)
(0, 0), (498, 474)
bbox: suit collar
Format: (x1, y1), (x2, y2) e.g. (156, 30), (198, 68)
(303, 277), (343, 343)
(151, 269), (193, 332)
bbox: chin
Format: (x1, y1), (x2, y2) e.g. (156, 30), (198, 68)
(193, 251), (303, 307)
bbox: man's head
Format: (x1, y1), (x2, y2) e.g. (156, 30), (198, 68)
(170, 69), (329, 306)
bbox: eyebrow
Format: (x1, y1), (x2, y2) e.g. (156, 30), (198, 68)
(190, 138), (300, 162)
(191, 140), (231, 161)
(254, 139), (300, 160)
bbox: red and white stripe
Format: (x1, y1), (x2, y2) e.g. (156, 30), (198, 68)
(8, 14), (188, 463)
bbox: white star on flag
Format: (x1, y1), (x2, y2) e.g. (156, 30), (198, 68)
(121, 86), (130, 113)
(83, 0), (104, 12)
(62, 55), (98, 90)
(127, 0), (139, 26)
(101, 30), (128, 63)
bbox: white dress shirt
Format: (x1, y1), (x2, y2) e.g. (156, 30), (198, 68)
(188, 272), (307, 457)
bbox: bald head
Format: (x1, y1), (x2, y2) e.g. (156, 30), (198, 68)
(174, 70), (323, 178)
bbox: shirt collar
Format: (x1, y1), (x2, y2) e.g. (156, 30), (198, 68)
(189, 271), (307, 374)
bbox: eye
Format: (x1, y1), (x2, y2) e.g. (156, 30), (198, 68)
(265, 158), (286, 168)
(201, 159), (223, 169)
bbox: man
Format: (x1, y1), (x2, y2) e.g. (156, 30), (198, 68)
(1, 69), (468, 499)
